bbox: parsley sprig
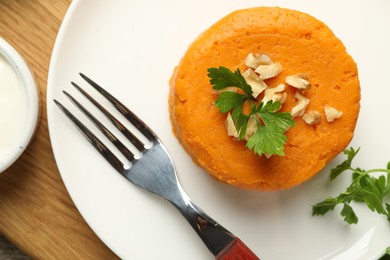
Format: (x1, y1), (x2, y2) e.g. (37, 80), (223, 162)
(312, 147), (390, 224)
(207, 66), (295, 157)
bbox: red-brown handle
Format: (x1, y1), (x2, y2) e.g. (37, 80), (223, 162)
(216, 238), (260, 260)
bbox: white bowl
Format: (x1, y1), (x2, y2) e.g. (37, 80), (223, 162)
(0, 38), (40, 173)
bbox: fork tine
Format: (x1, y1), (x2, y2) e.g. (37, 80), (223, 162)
(62, 90), (135, 162)
(79, 73), (156, 142)
(71, 81), (146, 152)
(53, 99), (125, 174)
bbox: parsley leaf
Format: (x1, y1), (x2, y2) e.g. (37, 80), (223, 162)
(330, 147), (360, 180)
(340, 203), (359, 224)
(311, 198), (338, 216)
(208, 66), (295, 157)
(312, 147), (390, 224)
(245, 101), (294, 156)
(340, 203), (358, 224)
(214, 91), (248, 113)
(247, 124), (287, 156)
(386, 203), (390, 222)
(207, 67), (253, 95)
(254, 101), (295, 133)
(234, 113), (250, 139)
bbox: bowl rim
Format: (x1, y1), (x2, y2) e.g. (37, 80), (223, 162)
(0, 37), (40, 173)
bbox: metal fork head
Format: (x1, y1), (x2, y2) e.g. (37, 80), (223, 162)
(54, 74), (180, 201)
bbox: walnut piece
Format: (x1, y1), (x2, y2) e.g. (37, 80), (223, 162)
(291, 92), (310, 117)
(242, 69), (267, 98)
(262, 84), (287, 104)
(225, 113), (258, 140)
(324, 106), (343, 122)
(225, 113), (239, 138)
(285, 74), (311, 91)
(245, 53), (272, 69)
(255, 63), (283, 80)
(302, 110), (321, 125)
(272, 92), (288, 105)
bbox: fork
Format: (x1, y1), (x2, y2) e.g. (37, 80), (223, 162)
(53, 73), (260, 260)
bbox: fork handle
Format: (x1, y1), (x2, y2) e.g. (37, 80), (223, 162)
(216, 238), (260, 260)
(171, 197), (259, 259)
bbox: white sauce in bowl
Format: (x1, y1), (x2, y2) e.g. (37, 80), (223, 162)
(0, 54), (28, 164)
(0, 37), (39, 173)
(0, 55), (27, 153)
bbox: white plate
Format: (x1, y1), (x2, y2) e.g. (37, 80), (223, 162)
(47, 1), (390, 259)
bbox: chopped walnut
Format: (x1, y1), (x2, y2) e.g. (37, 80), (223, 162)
(291, 92), (310, 117)
(324, 106), (343, 122)
(242, 69), (267, 98)
(302, 110), (321, 125)
(255, 63), (283, 80)
(273, 92), (288, 104)
(262, 84), (287, 104)
(225, 113), (239, 138)
(225, 113), (258, 140)
(285, 74), (311, 91)
(245, 53), (272, 69)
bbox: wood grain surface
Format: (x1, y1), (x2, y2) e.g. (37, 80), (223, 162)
(0, 1), (118, 259)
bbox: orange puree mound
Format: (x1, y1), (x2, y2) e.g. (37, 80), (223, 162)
(169, 7), (360, 190)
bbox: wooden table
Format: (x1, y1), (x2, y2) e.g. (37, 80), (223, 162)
(0, 1), (118, 259)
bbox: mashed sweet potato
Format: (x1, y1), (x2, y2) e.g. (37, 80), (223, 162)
(169, 7), (360, 190)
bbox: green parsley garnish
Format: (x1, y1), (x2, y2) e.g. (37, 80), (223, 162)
(312, 147), (390, 224)
(386, 246), (390, 255)
(207, 66), (295, 157)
